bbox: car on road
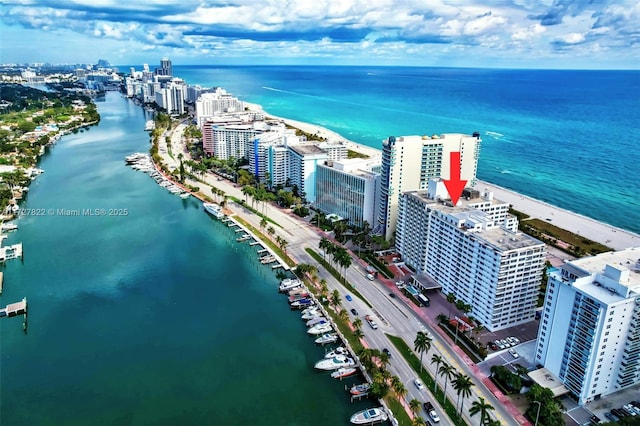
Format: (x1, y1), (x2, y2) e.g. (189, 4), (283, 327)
(389, 292), (396, 298)
(345, 294), (353, 301)
(365, 315), (379, 330)
(508, 349), (519, 358)
(366, 273), (375, 281)
(423, 402), (440, 423)
(414, 379), (424, 390)
(382, 348), (392, 358)
(350, 308), (359, 316)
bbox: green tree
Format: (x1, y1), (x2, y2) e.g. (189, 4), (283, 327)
(438, 362), (456, 396)
(469, 397), (495, 426)
(413, 331), (432, 373)
(452, 373), (475, 418)
(352, 318), (363, 331)
(409, 399), (421, 416)
(430, 354), (444, 392)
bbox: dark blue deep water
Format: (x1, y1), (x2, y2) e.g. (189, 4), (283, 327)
(173, 66), (640, 234)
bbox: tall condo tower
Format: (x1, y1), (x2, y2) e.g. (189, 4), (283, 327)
(376, 132), (481, 240)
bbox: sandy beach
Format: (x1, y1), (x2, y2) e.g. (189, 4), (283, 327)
(246, 102), (640, 252)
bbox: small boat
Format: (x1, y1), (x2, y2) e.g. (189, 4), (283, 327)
(1, 223), (18, 231)
(325, 347), (348, 358)
(290, 298), (313, 309)
(288, 287), (307, 297)
(289, 292), (310, 302)
(306, 316), (326, 327)
(180, 193), (190, 199)
(315, 333), (338, 345)
(350, 407), (388, 425)
(314, 355), (355, 370)
(308, 323), (333, 335)
(349, 383), (371, 395)
(300, 305), (318, 315)
(331, 367), (357, 379)
(301, 309), (321, 320)
(279, 278), (302, 292)
(203, 202), (224, 219)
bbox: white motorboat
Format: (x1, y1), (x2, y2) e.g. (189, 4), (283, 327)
(301, 305), (318, 315)
(315, 333), (338, 345)
(180, 193), (190, 199)
(325, 347), (348, 358)
(331, 367), (357, 379)
(349, 383), (371, 395)
(350, 407), (388, 425)
(306, 316), (326, 327)
(301, 309), (321, 320)
(314, 355), (355, 370)
(1, 223), (18, 231)
(203, 202), (224, 219)
(307, 323), (333, 335)
(279, 278), (302, 292)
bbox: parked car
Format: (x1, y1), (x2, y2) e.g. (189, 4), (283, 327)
(489, 342), (498, 350)
(350, 308), (359, 316)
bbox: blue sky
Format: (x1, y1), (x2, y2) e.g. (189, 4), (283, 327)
(1, 0), (638, 69)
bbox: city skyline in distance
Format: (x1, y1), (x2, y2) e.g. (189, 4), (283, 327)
(1, 0), (638, 70)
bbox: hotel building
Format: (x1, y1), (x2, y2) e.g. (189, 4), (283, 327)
(195, 89), (245, 128)
(396, 183), (545, 331)
(534, 248), (640, 405)
(315, 158), (381, 227)
(377, 133), (481, 240)
(202, 117), (270, 159)
(248, 130), (301, 186)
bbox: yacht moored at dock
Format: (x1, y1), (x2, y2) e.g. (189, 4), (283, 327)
(315, 333), (338, 345)
(279, 278), (302, 292)
(306, 316), (326, 327)
(331, 367), (357, 379)
(314, 355), (355, 370)
(307, 323), (333, 335)
(203, 202), (225, 219)
(349, 383), (371, 395)
(350, 407), (388, 425)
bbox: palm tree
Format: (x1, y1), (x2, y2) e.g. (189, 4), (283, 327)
(267, 226), (275, 240)
(452, 373), (475, 418)
(339, 309), (349, 323)
(353, 318), (363, 330)
(378, 351), (391, 368)
(353, 328), (364, 340)
(411, 417), (426, 426)
(391, 376), (407, 399)
(438, 362), (455, 396)
(430, 354), (444, 392)
(409, 399), (421, 416)
(260, 217), (267, 232)
(414, 331), (432, 373)
(469, 397), (495, 425)
(330, 289), (342, 310)
(319, 237), (332, 260)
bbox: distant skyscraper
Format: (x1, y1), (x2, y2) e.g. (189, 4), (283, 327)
(157, 57), (172, 76)
(376, 133), (481, 240)
(534, 247), (640, 405)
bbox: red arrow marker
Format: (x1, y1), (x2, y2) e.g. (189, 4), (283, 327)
(443, 151), (467, 206)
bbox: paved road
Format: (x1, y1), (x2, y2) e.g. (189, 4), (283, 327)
(158, 123), (523, 426)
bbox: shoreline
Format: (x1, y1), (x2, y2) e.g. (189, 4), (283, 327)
(246, 102), (639, 251)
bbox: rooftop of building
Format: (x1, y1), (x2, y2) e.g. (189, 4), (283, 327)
(288, 144), (327, 156)
(384, 132), (481, 145)
(409, 188), (509, 211)
(558, 247), (640, 302)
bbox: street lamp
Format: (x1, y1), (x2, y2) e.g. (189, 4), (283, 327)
(533, 400), (542, 426)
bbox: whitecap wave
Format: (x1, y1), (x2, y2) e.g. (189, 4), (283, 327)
(485, 131), (504, 138)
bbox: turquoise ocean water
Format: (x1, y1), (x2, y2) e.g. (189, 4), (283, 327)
(0, 93), (370, 425)
(172, 66), (640, 234)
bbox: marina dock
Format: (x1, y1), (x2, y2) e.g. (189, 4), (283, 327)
(0, 271), (3, 294)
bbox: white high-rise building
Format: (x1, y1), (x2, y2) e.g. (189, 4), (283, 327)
(315, 158), (380, 227)
(377, 133), (481, 240)
(396, 183), (545, 331)
(288, 145), (329, 204)
(202, 117), (269, 159)
(247, 129), (300, 185)
(196, 89), (245, 128)
(534, 247), (640, 405)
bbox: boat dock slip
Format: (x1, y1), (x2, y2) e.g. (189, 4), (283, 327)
(235, 228), (244, 233)
(0, 271), (3, 294)
(249, 241), (262, 247)
(0, 297), (27, 318)
(257, 248), (268, 254)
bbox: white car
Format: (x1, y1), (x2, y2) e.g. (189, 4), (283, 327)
(508, 349), (519, 359)
(414, 379), (425, 390)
